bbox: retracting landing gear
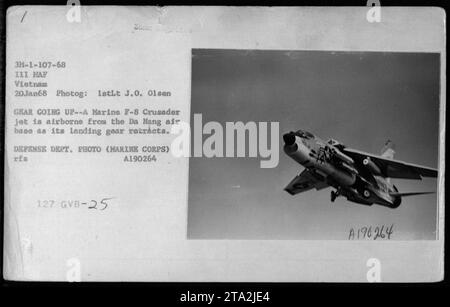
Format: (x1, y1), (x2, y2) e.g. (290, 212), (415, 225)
(331, 189), (341, 202)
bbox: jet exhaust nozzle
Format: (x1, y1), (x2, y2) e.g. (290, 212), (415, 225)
(283, 132), (296, 146)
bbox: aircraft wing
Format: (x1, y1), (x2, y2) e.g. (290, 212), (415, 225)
(343, 148), (438, 179)
(284, 169), (329, 195)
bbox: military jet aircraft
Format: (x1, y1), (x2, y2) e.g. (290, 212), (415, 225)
(283, 130), (438, 208)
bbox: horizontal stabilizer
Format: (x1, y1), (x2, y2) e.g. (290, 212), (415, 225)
(389, 191), (435, 197)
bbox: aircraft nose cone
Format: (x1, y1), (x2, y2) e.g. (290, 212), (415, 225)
(283, 132), (296, 146)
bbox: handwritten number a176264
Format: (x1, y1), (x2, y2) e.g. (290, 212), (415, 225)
(348, 224), (394, 240)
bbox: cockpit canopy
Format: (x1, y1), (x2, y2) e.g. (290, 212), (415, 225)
(326, 138), (346, 150)
(327, 139), (340, 146)
(294, 130), (315, 139)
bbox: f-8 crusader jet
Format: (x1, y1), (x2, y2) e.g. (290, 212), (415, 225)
(283, 130), (438, 208)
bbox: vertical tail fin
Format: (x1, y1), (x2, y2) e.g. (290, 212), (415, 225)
(381, 140), (395, 159)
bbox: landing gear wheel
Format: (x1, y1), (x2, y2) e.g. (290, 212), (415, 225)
(331, 191), (337, 202)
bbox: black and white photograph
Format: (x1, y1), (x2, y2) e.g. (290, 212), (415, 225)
(1, 4), (446, 287)
(188, 49), (440, 240)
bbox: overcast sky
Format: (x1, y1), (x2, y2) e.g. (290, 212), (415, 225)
(188, 49), (440, 240)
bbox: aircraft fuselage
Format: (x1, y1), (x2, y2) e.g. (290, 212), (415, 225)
(283, 130), (401, 208)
